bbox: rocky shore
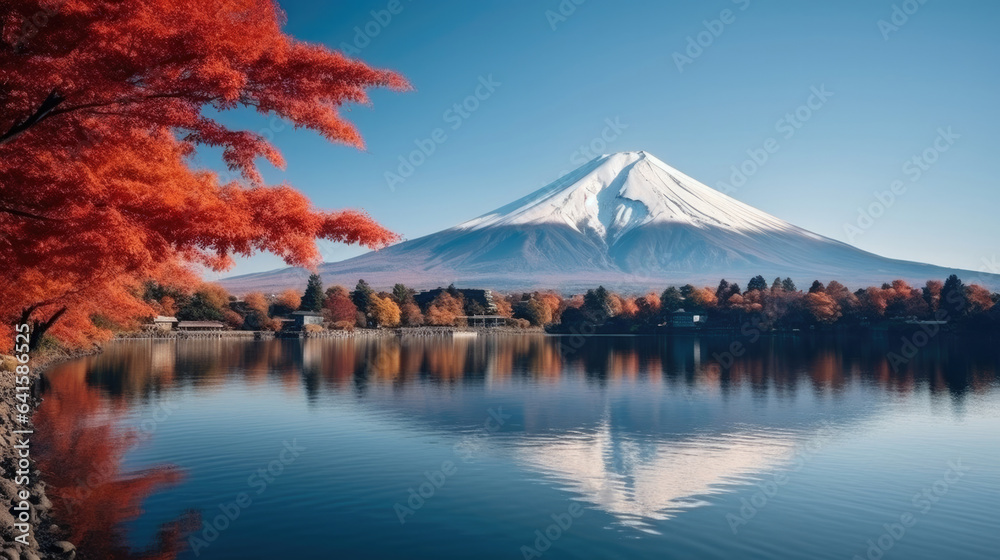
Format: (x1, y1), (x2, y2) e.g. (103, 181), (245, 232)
(2, 346), (99, 560)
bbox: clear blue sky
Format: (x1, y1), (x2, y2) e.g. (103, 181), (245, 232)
(207, 0), (1000, 279)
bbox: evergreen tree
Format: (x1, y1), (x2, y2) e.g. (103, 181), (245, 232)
(747, 275), (768, 292)
(679, 284), (696, 300)
(660, 286), (683, 313)
(392, 283), (414, 305)
(299, 273), (324, 312)
(781, 278), (797, 292)
(351, 279), (375, 314)
(808, 280), (825, 294)
(771, 277), (782, 291)
(584, 286), (612, 316)
(715, 279), (731, 301)
(716, 279), (740, 302)
(941, 274), (968, 319)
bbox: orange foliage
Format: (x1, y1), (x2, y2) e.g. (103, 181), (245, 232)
(370, 295), (401, 327)
(537, 292), (564, 323)
(636, 292), (661, 318)
(243, 291), (276, 330)
(400, 302), (425, 326)
(607, 294), (625, 316)
(159, 295), (178, 317)
(426, 293), (463, 326)
(620, 297), (640, 318)
(967, 284), (995, 313)
(323, 287), (358, 324)
(494, 297), (513, 318)
(276, 289), (302, 312)
(689, 287), (718, 309)
(804, 292), (841, 323)
(0, 0), (409, 350)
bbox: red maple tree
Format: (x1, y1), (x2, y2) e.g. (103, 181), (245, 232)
(0, 0), (409, 349)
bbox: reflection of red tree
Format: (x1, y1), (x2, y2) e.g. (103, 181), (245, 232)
(34, 365), (199, 560)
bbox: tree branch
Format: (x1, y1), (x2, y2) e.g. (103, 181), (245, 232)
(0, 204), (58, 221)
(0, 90), (64, 146)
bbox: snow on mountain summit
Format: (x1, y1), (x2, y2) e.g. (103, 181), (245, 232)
(221, 150), (1000, 293)
(455, 151), (798, 243)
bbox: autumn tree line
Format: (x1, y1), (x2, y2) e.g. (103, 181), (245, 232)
(556, 275), (1000, 333)
(142, 273), (1000, 335)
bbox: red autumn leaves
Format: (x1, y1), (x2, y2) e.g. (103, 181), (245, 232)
(0, 0), (409, 349)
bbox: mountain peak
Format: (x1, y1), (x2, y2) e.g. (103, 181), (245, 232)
(222, 151), (1000, 294)
(455, 150), (796, 242)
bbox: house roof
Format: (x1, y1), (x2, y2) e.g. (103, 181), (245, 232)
(291, 311), (323, 316)
(153, 316), (178, 322)
(177, 321), (225, 328)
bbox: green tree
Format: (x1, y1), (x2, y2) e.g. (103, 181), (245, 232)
(584, 286), (612, 316)
(660, 286), (683, 313)
(176, 287), (228, 321)
(808, 280), (825, 294)
(747, 275), (768, 292)
(781, 278), (797, 292)
(771, 277), (782, 291)
(300, 274), (324, 312)
(941, 274), (968, 319)
(351, 279), (375, 315)
(715, 279), (731, 301)
(392, 283), (415, 305)
(679, 284), (696, 300)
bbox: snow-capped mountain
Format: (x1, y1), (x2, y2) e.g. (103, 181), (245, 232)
(222, 151), (998, 293)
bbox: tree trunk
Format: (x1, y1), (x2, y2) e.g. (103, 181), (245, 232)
(26, 306), (68, 351)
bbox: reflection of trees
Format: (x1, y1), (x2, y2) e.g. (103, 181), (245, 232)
(34, 364), (198, 560)
(68, 334), (1000, 404)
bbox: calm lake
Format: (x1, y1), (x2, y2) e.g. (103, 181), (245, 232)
(35, 334), (1000, 560)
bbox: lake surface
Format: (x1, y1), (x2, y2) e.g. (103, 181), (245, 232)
(36, 334), (1000, 560)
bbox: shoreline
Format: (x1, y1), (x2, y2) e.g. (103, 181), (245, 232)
(2, 345), (100, 560)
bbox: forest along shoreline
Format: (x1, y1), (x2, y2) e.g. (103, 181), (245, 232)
(2, 346), (97, 560)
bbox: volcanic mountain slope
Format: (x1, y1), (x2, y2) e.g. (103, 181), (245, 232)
(223, 151), (998, 293)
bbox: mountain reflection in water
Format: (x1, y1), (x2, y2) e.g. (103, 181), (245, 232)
(35, 334), (1000, 560)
